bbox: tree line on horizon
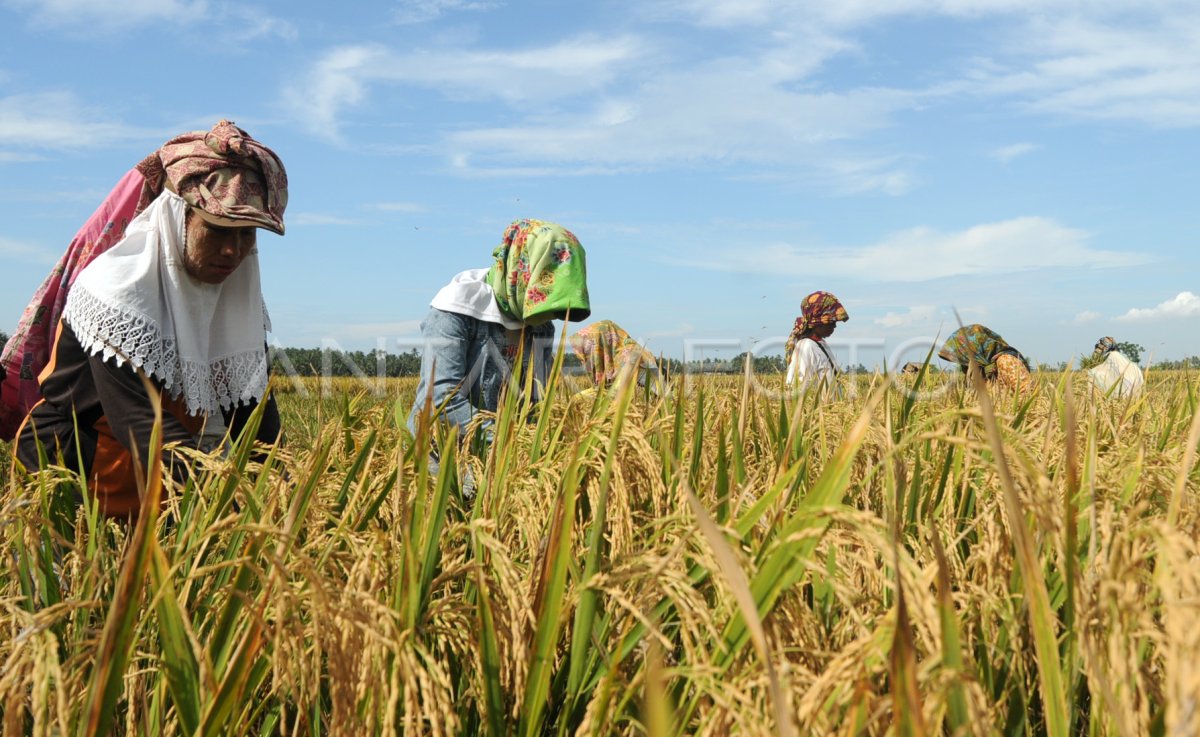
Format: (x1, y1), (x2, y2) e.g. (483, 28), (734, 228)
(266, 342), (1198, 378)
(0, 335), (1193, 379)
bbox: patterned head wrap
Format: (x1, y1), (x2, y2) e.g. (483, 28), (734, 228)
(939, 324), (1029, 378)
(1094, 336), (1117, 355)
(570, 320), (657, 387)
(486, 219), (590, 323)
(138, 119), (288, 234)
(785, 291), (848, 357)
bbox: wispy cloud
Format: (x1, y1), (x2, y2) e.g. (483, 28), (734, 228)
(0, 151), (44, 164)
(990, 142), (1037, 163)
(1116, 291), (1200, 322)
(875, 305), (938, 327)
(392, 0), (500, 24)
(213, 4), (298, 41)
(974, 13), (1200, 128)
(290, 212), (360, 226)
(0, 235), (57, 264)
(285, 37), (650, 141)
(367, 201), (427, 213)
(3, 0), (295, 39)
(3, 0), (202, 28)
(679, 216), (1147, 282)
(0, 92), (148, 150)
(283, 33), (920, 192)
(1073, 310), (1101, 324)
(653, 0), (1200, 128)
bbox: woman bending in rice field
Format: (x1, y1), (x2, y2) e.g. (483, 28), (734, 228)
(1088, 336), (1145, 398)
(407, 219), (590, 491)
(7, 121), (288, 518)
(568, 320), (663, 398)
(938, 324), (1033, 393)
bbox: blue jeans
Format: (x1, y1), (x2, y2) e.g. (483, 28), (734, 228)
(407, 308), (556, 438)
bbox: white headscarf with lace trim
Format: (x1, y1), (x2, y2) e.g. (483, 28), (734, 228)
(62, 190), (270, 416)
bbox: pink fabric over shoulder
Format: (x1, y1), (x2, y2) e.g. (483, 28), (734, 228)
(0, 169), (147, 439)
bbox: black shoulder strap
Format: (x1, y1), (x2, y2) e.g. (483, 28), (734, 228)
(813, 339), (839, 375)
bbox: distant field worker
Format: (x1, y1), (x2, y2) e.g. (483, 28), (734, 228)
(1088, 336), (1144, 397)
(10, 121), (287, 517)
(569, 320), (663, 397)
(408, 219), (590, 443)
(938, 324), (1033, 392)
(785, 291), (848, 393)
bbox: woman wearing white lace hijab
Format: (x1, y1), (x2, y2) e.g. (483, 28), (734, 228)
(14, 121), (287, 518)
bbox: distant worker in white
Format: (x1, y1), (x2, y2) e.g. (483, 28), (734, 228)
(1088, 336), (1144, 398)
(784, 291), (848, 395)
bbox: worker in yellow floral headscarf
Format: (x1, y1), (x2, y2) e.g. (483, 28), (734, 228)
(569, 320), (662, 397)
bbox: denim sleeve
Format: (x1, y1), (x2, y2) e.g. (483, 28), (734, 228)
(535, 325), (556, 403)
(408, 308), (479, 436)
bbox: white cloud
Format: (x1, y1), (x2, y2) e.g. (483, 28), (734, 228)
(679, 216), (1147, 282)
(1073, 310), (1102, 324)
(0, 151), (44, 163)
(368, 201), (427, 213)
(282, 0), (1200, 188)
(652, 1), (1200, 128)
(283, 34), (920, 192)
(0, 92), (148, 149)
(392, 0), (500, 24)
(990, 142), (1037, 163)
(0, 235), (57, 264)
(976, 13), (1200, 128)
(214, 5), (297, 42)
(4, 0), (295, 39)
(1116, 291), (1200, 322)
(286, 38), (651, 141)
(875, 305), (938, 327)
(3, 0), (203, 28)
(290, 212), (360, 226)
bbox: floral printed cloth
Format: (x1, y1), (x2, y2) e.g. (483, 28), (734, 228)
(0, 120), (287, 439)
(938, 324), (1031, 383)
(0, 171), (146, 438)
(486, 219), (590, 324)
(1094, 336), (1117, 355)
(569, 320), (658, 387)
(994, 353), (1033, 393)
(146, 119), (287, 234)
(785, 291), (848, 358)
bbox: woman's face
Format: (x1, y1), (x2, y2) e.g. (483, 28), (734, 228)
(812, 322), (837, 340)
(184, 210), (257, 284)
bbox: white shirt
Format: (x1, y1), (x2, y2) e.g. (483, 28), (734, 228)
(786, 338), (839, 393)
(1088, 351), (1145, 398)
(429, 268), (524, 329)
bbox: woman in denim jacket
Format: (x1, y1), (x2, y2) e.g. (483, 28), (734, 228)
(408, 219), (590, 453)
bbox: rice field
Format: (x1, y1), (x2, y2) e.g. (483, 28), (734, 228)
(2, 363), (1199, 735)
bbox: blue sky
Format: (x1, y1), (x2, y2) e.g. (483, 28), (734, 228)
(1, 0), (1197, 368)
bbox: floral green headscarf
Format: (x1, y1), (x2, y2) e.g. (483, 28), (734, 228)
(487, 219), (590, 324)
(939, 324), (1029, 378)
